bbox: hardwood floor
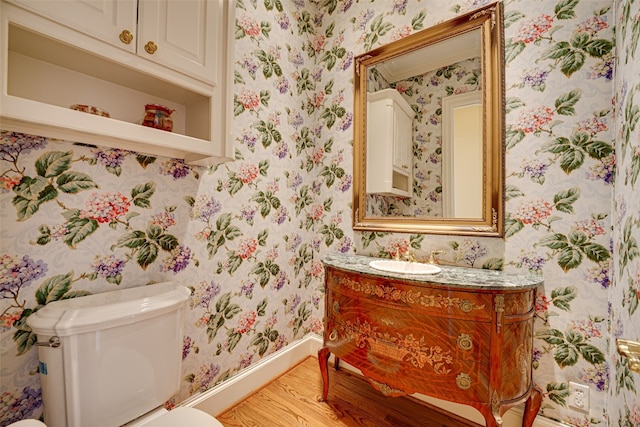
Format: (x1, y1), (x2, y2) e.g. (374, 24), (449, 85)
(215, 357), (481, 427)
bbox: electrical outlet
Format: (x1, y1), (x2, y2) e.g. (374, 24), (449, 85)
(568, 381), (590, 412)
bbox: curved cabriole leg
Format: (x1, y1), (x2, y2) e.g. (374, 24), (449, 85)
(318, 347), (330, 402)
(523, 386), (542, 427)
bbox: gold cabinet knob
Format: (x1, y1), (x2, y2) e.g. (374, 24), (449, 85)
(328, 330), (338, 341)
(332, 301), (340, 314)
(457, 333), (473, 351)
(119, 29), (133, 45)
(456, 373), (472, 390)
(144, 41), (158, 54)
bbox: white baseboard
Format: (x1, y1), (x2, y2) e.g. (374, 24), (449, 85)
(182, 334), (563, 427)
(181, 334), (323, 416)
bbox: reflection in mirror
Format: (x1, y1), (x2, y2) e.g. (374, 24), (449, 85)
(442, 91), (483, 218)
(353, 2), (504, 236)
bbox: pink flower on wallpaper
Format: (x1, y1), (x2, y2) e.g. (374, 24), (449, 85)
(514, 199), (553, 224)
(237, 164), (259, 184)
(309, 203), (324, 221)
(513, 14), (554, 44)
(238, 89), (260, 110)
(79, 192), (131, 223)
(0, 175), (20, 192)
(514, 106), (554, 133)
(235, 311), (257, 334)
(310, 34), (326, 53)
(311, 146), (325, 164)
(238, 15), (261, 37)
(235, 238), (258, 259)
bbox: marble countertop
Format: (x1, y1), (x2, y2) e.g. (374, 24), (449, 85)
(323, 253), (543, 290)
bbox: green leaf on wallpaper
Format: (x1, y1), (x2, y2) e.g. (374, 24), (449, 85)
(226, 254), (243, 275)
(56, 172), (98, 194)
(320, 0), (338, 14)
(411, 10), (426, 30)
(503, 11), (525, 28)
(554, 0), (578, 20)
(553, 188), (579, 213)
(584, 39), (613, 58)
(13, 313), (37, 355)
(12, 176), (57, 221)
(551, 286), (577, 311)
(257, 229), (269, 246)
(538, 233), (569, 250)
(505, 128), (525, 149)
(36, 272), (73, 305)
(64, 217), (98, 248)
(557, 246), (582, 271)
(546, 382), (570, 406)
(582, 242), (610, 262)
(35, 151), (72, 178)
(226, 330), (242, 352)
(504, 217), (524, 238)
(555, 90), (581, 115)
(116, 230), (147, 248)
(137, 241), (158, 269)
(504, 40), (525, 63)
(256, 299), (268, 317)
(136, 155), (156, 168)
(481, 258), (503, 271)
(560, 50), (585, 77)
(559, 148), (584, 173)
(155, 234), (179, 252)
(131, 182), (155, 208)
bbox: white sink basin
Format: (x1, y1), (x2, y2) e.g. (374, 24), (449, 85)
(369, 259), (441, 275)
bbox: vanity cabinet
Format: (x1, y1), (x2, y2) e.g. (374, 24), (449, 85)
(366, 89), (414, 197)
(0, 0), (234, 165)
(318, 254), (543, 427)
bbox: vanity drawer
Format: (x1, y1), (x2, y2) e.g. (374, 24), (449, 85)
(325, 320), (490, 403)
(327, 289), (490, 364)
(326, 267), (493, 321)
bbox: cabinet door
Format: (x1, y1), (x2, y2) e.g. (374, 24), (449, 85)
(137, 0), (219, 84)
(6, 0), (137, 52)
(392, 106), (413, 173)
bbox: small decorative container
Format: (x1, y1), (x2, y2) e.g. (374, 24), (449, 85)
(142, 104), (174, 132)
(70, 104), (110, 118)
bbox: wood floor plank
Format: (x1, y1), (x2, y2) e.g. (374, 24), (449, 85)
(215, 357), (481, 427)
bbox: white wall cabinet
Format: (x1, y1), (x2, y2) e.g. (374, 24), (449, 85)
(7, 0), (219, 85)
(0, 0), (235, 165)
(366, 89), (414, 197)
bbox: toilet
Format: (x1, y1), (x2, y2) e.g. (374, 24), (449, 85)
(19, 282), (223, 427)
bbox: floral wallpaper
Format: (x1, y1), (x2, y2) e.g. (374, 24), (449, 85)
(1, 1), (639, 427)
(366, 56), (481, 217)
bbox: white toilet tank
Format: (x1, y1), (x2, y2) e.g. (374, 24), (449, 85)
(27, 282), (191, 427)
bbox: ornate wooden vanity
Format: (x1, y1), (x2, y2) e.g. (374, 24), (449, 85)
(318, 254), (543, 427)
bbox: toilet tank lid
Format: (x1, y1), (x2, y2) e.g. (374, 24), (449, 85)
(27, 282), (190, 336)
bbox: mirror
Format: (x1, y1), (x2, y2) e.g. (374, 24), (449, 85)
(352, 2), (504, 237)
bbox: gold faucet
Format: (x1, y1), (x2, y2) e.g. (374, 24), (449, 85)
(427, 250), (445, 265)
(393, 248), (418, 262)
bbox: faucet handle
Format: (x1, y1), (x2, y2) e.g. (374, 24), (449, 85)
(428, 250), (445, 265)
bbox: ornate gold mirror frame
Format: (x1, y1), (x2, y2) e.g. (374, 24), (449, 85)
(352, 2), (504, 237)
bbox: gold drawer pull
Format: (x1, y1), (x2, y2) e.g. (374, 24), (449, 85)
(457, 333), (473, 351)
(145, 41), (158, 54)
(119, 29), (133, 44)
(332, 301), (340, 314)
(459, 299), (474, 313)
(329, 330), (338, 341)
(456, 373), (472, 390)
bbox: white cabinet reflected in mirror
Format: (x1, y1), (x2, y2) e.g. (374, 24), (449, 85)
(353, 2), (504, 236)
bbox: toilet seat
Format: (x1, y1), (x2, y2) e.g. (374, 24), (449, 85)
(143, 407), (224, 427)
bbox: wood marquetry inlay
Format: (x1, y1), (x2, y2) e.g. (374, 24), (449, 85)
(368, 378), (406, 396)
(338, 277), (485, 313)
(338, 319), (453, 374)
